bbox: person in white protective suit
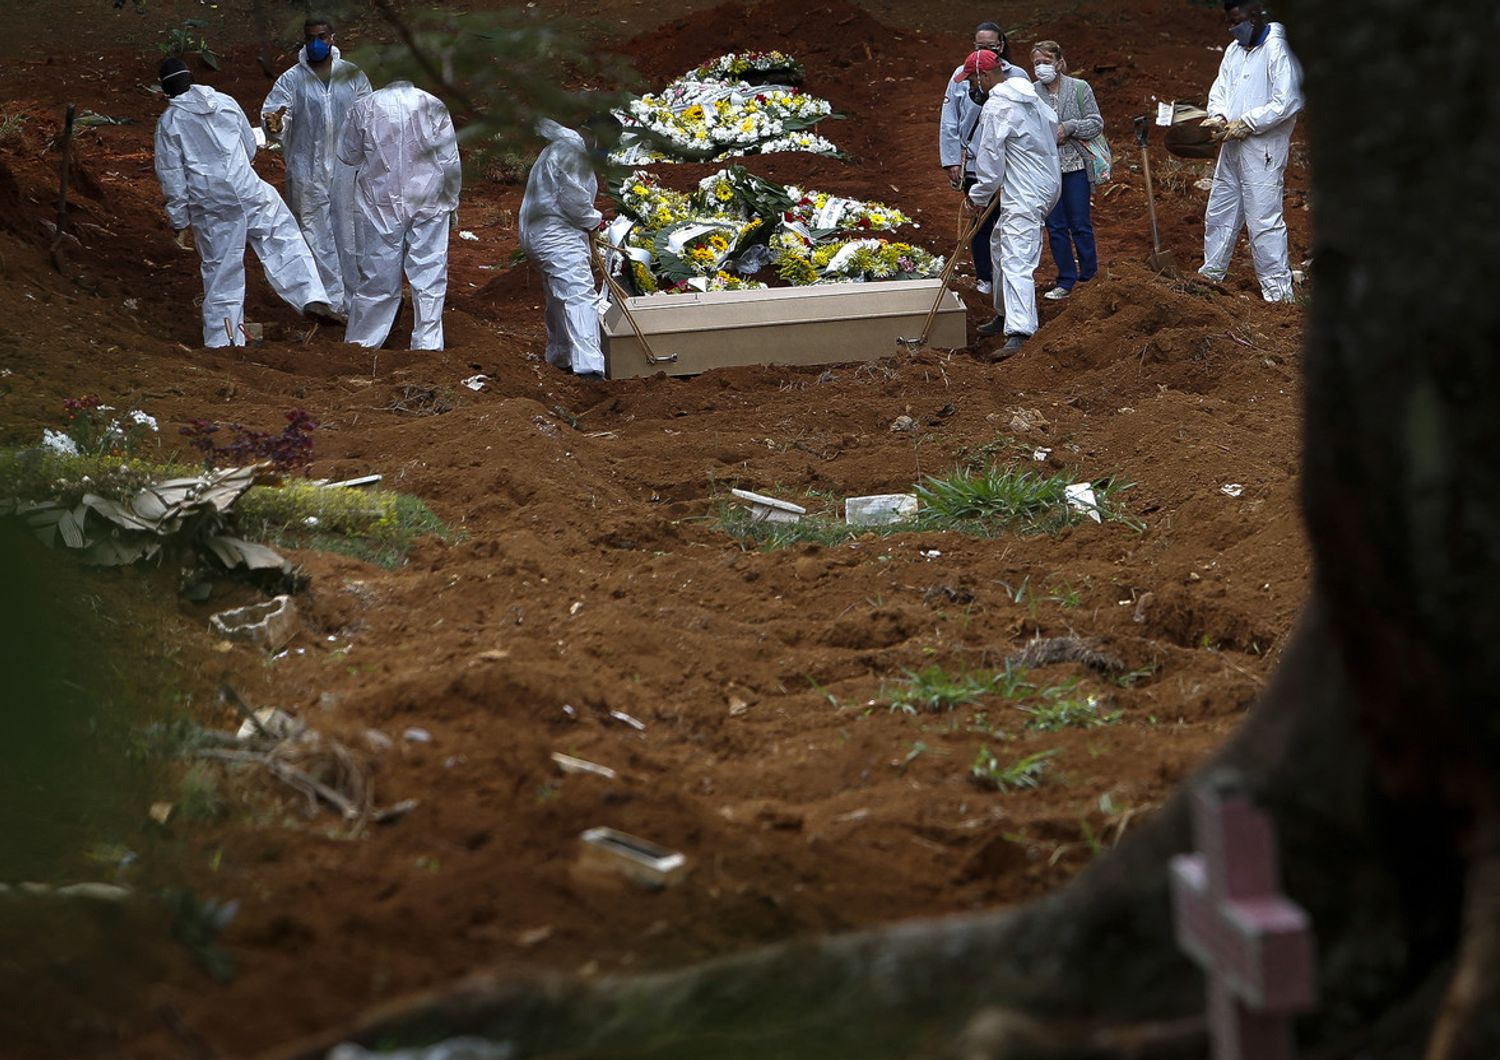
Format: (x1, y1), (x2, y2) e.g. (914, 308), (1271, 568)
(937, 22), (1030, 298)
(517, 117), (617, 379)
(261, 16), (372, 317)
(153, 58), (338, 348)
(1198, 0), (1303, 302)
(964, 50), (1062, 359)
(337, 81), (461, 350)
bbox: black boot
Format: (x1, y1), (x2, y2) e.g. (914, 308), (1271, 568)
(976, 313), (1005, 337)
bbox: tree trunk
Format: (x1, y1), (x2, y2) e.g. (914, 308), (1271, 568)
(271, 2), (1500, 1056)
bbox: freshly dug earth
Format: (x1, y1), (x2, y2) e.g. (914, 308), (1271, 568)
(0, 0), (1311, 1055)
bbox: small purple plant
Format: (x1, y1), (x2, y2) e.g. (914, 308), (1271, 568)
(180, 410), (318, 472)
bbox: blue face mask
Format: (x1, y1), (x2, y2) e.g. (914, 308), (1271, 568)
(1228, 21), (1256, 47)
(306, 37), (331, 62)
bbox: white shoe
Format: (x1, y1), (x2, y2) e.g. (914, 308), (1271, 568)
(1043, 287), (1071, 301)
(975, 280), (992, 296)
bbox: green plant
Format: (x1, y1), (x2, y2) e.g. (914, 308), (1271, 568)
(1044, 582), (1082, 608)
(916, 466), (1074, 526)
(49, 396), (159, 458)
(178, 763), (225, 823)
(1019, 693), (1121, 732)
(806, 675), (842, 709)
(1116, 664), (1158, 688)
(898, 741), (928, 772)
(0, 112), (25, 147)
(885, 665), (997, 715)
(237, 481), (449, 567)
(971, 747), (1060, 791)
(159, 21), (219, 70)
(998, 575), (1031, 604)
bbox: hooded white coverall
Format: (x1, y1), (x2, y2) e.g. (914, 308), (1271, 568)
(154, 84), (329, 347)
(261, 46), (372, 314)
(1201, 22), (1303, 302)
(337, 81), (460, 350)
(968, 72), (1062, 339)
(517, 120), (604, 376)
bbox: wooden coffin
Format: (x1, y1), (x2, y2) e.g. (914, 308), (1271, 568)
(601, 278), (968, 379)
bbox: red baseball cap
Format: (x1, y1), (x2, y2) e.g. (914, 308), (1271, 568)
(954, 50), (1002, 82)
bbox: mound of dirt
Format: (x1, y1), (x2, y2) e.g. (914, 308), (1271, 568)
(0, 0), (1316, 1055)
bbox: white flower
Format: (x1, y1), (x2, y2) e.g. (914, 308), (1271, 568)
(128, 410), (158, 431)
(41, 429), (80, 455)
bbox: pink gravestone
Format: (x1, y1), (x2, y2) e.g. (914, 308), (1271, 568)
(1170, 777), (1317, 1060)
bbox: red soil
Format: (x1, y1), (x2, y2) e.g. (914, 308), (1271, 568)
(0, 0), (1311, 1054)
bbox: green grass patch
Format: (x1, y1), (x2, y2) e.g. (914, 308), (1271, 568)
(1018, 689), (1122, 732)
(1, 451), (449, 567)
(177, 763), (226, 823)
(885, 662), (1036, 715)
(718, 464), (1138, 550)
(971, 747), (1059, 791)
(237, 481), (450, 568)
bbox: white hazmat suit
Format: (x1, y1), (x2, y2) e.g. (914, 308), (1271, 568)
(337, 81), (461, 350)
(517, 120), (604, 376)
(154, 84), (330, 347)
(1201, 22), (1303, 302)
(968, 72), (1062, 339)
(261, 46), (372, 314)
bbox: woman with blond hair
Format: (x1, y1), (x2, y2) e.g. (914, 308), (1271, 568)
(1030, 40), (1103, 300)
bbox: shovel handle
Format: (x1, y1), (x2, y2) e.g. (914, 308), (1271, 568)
(1139, 144), (1163, 252)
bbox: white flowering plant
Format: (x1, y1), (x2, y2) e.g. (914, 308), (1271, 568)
(775, 238), (945, 285)
(607, 167), (939, 294)
(781, 186), (915, 234)
(610, 54), (841, 165)
(693, 51), (805, 85)
(42, 396), (159, 458)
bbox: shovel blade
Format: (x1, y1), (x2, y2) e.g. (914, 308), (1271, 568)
(1149, 248), (1180, 278)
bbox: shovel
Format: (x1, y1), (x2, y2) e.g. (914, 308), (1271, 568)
(1134, 115), (1179, 277)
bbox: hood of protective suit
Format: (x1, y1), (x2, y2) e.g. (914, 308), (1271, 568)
(536, 118), (587, 148)
(988, 75), (1046, 108)
(169, 83), (226, 117)
(519, 118), (601, 244)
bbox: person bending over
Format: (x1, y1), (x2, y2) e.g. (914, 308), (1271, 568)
(153, 58), (337, 347)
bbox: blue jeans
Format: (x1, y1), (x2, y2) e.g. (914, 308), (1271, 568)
(963, 176), (1000, 285)
(1045, 169), (1097, 290)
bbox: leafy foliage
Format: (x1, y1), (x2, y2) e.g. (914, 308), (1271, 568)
(180, 411), (317, 473)
(971, 747), (1060, 791)
(1019, 692), (1122, 732)
(159, 21), (219, 70)
(238, 481), (449, 568)
(343, 5), (638, 180)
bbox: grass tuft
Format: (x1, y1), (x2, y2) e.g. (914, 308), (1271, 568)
(718, 463), (1138, 550)
(971, 747), (1060, 791)
(1019, 691), (1121, 732)
(178, 763), (225, 823)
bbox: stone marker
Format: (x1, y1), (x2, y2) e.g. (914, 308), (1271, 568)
(1170, 774), (1316, 1060)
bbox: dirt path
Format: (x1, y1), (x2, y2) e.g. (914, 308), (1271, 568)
(0, 0), (1310, 1055)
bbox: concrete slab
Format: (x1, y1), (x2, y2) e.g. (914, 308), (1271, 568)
(602, 278), (967, 379)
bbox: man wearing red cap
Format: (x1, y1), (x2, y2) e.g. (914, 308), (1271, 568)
(962, 51), (1062, 358)
(937, 23), (1028, 297)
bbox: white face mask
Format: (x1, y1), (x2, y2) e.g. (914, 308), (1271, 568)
(1034, 63), (1057, 84)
